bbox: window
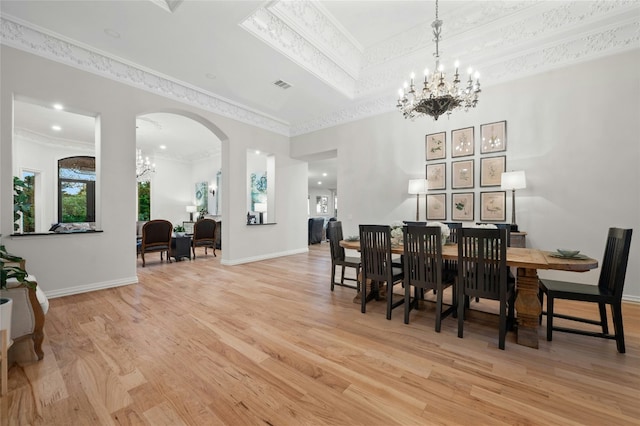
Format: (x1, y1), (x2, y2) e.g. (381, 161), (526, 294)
(138, 181), (151, 221)
(58, 156), (96, 223)
(20, 171), (36, 232)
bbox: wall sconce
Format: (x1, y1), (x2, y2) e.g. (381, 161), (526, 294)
(408, 179), (429, 221)
(186, 205), (197, 221)
(209, 183), (216, 196)
(501, 170), (527, 231)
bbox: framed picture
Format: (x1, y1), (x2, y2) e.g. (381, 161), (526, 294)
(425, 132), (446, 160)
(452, 159), (474, 189)
(480, 191), (506, 222)
(183, 221), (195, 234)
(426, 193), (446, 221)
(451, 126), (474, 157)
(426, 162), (446, 190)
(452, 193), (474, 221)
(480, 155), (506, 187)
(480, 120), (507, 153)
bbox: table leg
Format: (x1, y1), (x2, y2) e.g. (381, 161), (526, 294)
(515, 268), (543, 348)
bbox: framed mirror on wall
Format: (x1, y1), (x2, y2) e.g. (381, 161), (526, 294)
(13, 96), (99, 233)
(246, 149), (275, 225)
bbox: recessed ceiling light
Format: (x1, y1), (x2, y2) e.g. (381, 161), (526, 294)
(322, 172), (327, 176)
(318, 181), (322, 185)
(104, 28), (121, 39)
(255, 150), (260, 155)
(51, 125), (61, 131)
(160, 145), (167, 150)
(53, 103), (63, 110)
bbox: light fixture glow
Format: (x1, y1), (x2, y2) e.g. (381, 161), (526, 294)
(53, 103), (63, 110)
(51, 125), (61, 131)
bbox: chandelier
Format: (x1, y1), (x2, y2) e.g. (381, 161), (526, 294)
(396, 0), (481, 121)
(136, 149), (155, 182)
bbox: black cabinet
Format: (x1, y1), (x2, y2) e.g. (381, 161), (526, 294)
(171, 235), (191, 261)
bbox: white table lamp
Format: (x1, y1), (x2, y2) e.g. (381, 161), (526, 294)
(501, 171), (526, 230)
(186, 205), (197, 221)
(408, 179), (428, 221)
(254, 202), (267, 224)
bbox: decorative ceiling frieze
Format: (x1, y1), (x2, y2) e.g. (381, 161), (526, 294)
(1, 16), (291, 137)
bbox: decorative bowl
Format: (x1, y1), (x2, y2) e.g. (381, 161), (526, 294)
(345, 236), (359, 242)
(557, 249), (580, 257)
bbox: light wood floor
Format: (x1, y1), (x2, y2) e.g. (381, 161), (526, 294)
(2, 244), (639, 425)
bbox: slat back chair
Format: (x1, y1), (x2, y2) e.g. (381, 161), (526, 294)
(402, 225), (456, 332)
(140, 219), (173, 267)
(326, 221), (360, 291)
(192, 218), (217, 258)
(359, 225), (405, 320)
(457, 227), (514, 349)
(539, 227), (633, 353)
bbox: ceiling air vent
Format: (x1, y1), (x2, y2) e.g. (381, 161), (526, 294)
(273, 80), (292, 90)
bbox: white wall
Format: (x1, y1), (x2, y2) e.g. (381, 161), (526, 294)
(291, 50), (640, 300)
(1, 46), (309, 297)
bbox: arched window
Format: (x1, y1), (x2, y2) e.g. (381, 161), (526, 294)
(58, 156), (96, 223)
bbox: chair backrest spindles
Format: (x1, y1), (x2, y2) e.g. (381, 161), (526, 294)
(327, 221), (346, 262)
(598, 227), (633, 299)
(403, 226), (442, 290)
(458, 227), (507, 299)
(359, 225), (393, 283)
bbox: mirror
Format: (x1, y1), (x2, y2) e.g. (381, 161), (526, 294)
(13, 97), (98, 233)
(247, 149), (275, 224)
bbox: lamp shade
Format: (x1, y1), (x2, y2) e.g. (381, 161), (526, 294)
(186, 205), (197, 213)
(501, 171), (527, 190)
(408, 178), (429, 195)
(254, 203), (267, 213)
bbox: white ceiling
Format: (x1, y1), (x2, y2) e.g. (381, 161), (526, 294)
(3, 0), (638, 190)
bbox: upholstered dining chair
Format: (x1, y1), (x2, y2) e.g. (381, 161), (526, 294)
(359, 225), (405, 320)
(539, 227), (632, 353)
(402, 225), (456, 332)
(192, 218), (217, 258)
(457, 227), (515, 350)
(139, 219), (173, 267)
(326, 221), (360, 291)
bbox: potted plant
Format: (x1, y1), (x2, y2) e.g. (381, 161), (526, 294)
(1, 236), (35, 346)
(13, 176), (33, 232)
(173, 225), (185, 237)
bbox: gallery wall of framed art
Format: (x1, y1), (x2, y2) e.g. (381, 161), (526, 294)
(424, 120), (510, 222)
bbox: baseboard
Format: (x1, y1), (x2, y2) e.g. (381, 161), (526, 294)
(622, 295), (640, 303)
(44, 276), (139, 299)
(221, 248), (309, 266)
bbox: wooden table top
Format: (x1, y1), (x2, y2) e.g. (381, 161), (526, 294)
(339, 240), (598, 272)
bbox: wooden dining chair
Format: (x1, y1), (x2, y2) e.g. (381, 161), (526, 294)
(192, 218), (217, 258)
(140, 219), (173, 267)
(539, 227), (632, 353)
(402, 225), (456, 332)
(359, 225), (405, 320)
(457, 227), (515, 350)
(326, 221), (360, 291)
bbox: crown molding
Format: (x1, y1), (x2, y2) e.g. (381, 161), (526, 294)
(240, 5), (357, 98)
(1, 16), (291, 137)
(14, 128), (94, 152)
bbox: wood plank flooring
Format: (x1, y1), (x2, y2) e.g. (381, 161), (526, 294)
(2, 243), (639, 425)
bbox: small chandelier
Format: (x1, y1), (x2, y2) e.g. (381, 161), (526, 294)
(396, 0), (481, 121)
(136, 149), (155, 182)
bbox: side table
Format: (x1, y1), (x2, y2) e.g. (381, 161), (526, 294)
(171, 235), (192, 261)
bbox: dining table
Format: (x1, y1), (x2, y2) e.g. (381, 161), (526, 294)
(339, 239), (598, 349)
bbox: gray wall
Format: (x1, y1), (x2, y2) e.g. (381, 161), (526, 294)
(291, 49), (640, 300)
(1, 46), (309, 297)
